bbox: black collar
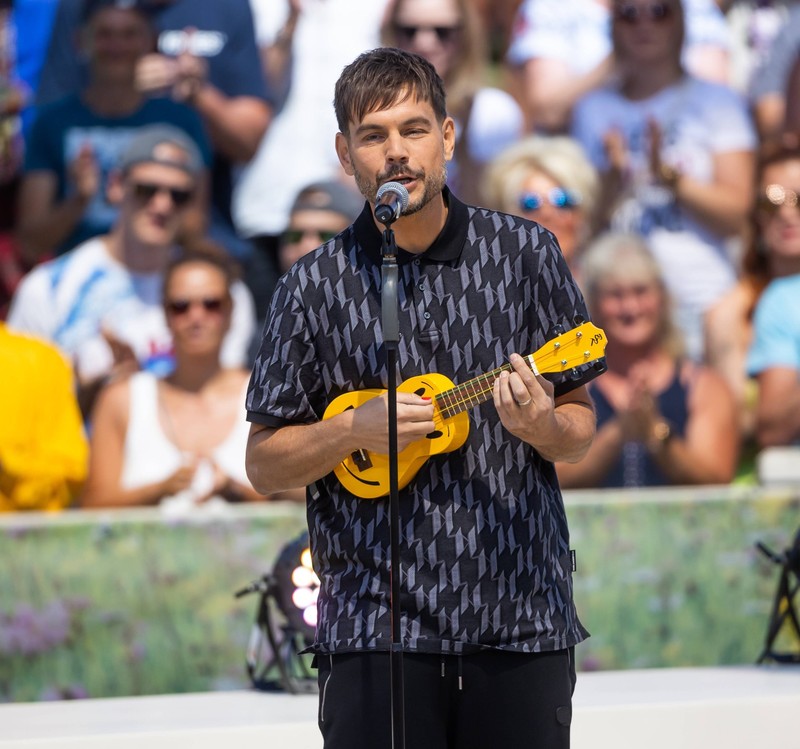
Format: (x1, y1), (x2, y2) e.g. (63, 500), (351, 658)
(353, 186), (469, 266)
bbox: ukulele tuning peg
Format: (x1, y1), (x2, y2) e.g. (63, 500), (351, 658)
(552, 324), (565, 336)
(593, 359), (608, 373)
(573, 314), (585, 325)
(570, 367), (580, 379)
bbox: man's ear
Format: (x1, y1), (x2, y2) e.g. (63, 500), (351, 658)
(442, 116), (456, 163)
(335, 132), (355, 176)
(106, 169), (124, 206)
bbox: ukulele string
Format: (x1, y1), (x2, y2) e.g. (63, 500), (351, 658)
(434, 363), (515, 420)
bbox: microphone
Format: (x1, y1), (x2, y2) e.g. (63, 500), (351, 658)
(374, 181), (410, 225)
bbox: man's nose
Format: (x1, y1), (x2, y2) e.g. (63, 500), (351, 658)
(384, 133), (410, 163)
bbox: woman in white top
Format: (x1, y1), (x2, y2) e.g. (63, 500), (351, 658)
(82, 251), (268, 509)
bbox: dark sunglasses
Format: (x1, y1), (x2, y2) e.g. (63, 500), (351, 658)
(759, 184), (800, 214)
(518, 188), (582, 213)
(282, 228), (339, 244)
(393, 23), (462, 44)
(615, 2), (674, 23)
(165, 297), (226, 315)
(132, 182), (194, 207)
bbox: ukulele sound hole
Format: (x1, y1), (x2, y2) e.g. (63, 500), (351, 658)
(426, 430), (443, 440)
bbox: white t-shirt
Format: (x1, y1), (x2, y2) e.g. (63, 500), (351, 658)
(234, 0), (389, 238)
(571, 76), (756, 359)
(7, 237), (256, 381)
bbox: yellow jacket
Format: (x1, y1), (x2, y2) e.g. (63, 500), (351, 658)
(0, 324), (88, 511)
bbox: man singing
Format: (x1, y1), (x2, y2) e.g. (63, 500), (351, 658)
(246, 47), (600, 749)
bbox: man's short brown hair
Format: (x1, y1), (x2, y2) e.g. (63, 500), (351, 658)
(334, 48), (448, 136)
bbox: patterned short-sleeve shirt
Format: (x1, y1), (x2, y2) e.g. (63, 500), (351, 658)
(247, 188), (600, 655)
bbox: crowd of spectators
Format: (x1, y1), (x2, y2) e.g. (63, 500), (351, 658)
(2, 0), (800, 511)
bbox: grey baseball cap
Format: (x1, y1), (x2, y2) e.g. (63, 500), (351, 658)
(117, 124), (204, 177)
(290, 181), (365, 222)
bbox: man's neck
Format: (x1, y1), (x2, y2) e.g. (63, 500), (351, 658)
(384, 193), (449, 255)
(620, 64), (684, 101)
(82, 80), (144, 117)
(103, 229), (173, 275)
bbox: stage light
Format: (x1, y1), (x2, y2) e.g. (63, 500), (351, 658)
(272, 531), (319, 644)
(756, 526), (800, 664)
(235, 530), (319, 693)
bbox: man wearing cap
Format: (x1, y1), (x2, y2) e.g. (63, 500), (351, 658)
(8, 124), (256, 413)
(278, 181), (364, 277)
(17, 0), (211, 263)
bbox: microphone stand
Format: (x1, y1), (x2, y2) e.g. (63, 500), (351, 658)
(380, 222), (405, 749)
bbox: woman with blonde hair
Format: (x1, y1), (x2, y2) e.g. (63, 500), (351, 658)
(483, 134), (600, 269)
(381, 0), (524, 205)
(558, 232), (739, 488)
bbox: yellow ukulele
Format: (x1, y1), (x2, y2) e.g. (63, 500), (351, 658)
(322, 321), (607, 499)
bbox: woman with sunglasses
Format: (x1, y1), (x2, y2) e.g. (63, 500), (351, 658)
(570, 0), (757, 362)
(705, 136), (800, 455)
(483, 135), (600, 273)
(82, 251), (269, 510)
(380, 0), (523, 206)
(506, 0), (731, 134)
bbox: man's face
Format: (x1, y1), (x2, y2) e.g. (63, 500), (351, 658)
(279, 208), (351, 273)
(612, 0), (684, 65)
(118, 156), (196, 248)
(83, 8), (154, 78)
(335, 91), (455, 218)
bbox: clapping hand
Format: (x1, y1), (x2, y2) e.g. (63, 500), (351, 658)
(68, 143), (100, 203)
(135, 29), (208, 102)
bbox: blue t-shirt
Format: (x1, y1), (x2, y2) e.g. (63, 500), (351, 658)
(35, 0), (270, 259)
(24, 94), (211, 254)
(747, 275), (800, 376)
(10, 0), (60, 140)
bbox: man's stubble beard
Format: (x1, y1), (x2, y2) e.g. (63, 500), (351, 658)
(353, 159), (449, 218)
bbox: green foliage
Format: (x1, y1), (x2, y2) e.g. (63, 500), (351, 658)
(566, 489), (800, 671)
(0, 511), (307, 702)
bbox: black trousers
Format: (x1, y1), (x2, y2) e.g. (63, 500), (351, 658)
(316, 649), (576, 749)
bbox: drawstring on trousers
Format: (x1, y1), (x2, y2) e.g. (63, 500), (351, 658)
(440, 654), (464, 691)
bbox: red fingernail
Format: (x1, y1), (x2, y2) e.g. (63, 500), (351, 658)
(422, 396), (431, 401)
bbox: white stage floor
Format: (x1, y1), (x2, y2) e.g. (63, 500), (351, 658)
(1, 666), (798, 748)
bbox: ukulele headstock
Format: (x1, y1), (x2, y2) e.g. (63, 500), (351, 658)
(527, 321), (607, 375)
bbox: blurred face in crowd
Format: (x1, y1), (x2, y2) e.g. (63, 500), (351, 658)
(279, 209), (351, 273)
(82, 8), (155, 82)
(612, 0), (684, 68)
(164, 261), (232, 358)
(112, 150), (196, 248)
(758, 158), (800, 275)
(516, 170), (585, 264)
(391, 0), (463, 81)
(594, 267), (666, 350)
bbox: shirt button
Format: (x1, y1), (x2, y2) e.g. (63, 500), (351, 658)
(414, 259), (420, 265)
(423, 312), (431, 320)
(418, 283), (424, 291)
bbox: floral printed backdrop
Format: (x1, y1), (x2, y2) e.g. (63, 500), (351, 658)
(1, 489), (798, 702)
